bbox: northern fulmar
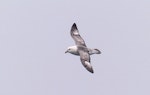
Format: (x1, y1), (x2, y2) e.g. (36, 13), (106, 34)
(65, 23), (101, 73)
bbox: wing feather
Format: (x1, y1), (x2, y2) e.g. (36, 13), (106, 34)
(78, 49), (94, 73)
(70, 23), (86, 46)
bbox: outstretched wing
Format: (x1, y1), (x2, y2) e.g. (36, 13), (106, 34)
(78, 49), (94, 73)
(70, 23), (86, 46)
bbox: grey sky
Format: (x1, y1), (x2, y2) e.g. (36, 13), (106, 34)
(0, 0), (150, 95)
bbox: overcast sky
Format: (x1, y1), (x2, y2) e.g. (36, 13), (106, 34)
(0, 0), (150, 95)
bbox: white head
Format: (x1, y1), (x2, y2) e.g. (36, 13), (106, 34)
(65, 46), (78, 55)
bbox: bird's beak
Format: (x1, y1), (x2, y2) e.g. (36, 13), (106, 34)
(65, 50), (68, 53)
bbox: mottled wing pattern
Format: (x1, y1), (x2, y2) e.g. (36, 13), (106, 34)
(78, 49), (94, 73)
(70, 23), (86, 46)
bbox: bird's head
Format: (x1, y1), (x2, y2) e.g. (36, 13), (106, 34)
(65, 46), (77, 54)
(65, 47), (72, 53)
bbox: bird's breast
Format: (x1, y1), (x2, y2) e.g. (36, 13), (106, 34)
(70, 51), (79, 55)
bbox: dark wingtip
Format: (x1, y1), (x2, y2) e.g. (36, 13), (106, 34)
(73, 23), (76, 26)
(91, 70), (94, 73)
(71, 23), (77, 30)
(88, 68), (94, 73)
(90, 69), (94, 73)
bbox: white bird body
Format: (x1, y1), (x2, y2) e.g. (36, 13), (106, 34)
(66, 45), (101, 55)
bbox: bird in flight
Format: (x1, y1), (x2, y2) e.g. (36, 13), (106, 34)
(65, 23), (101, 73)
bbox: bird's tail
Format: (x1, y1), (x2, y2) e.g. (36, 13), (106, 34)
(89, 48), (101, 55)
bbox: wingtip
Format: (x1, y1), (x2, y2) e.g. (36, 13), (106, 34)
(90, 70), (94, 73)
(89, 68), (94, 73)
(73, 23), (76, 26)
(72, 23), (77, 28)
(84, 61), (94, 73)
(85, 67), (94, 73)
